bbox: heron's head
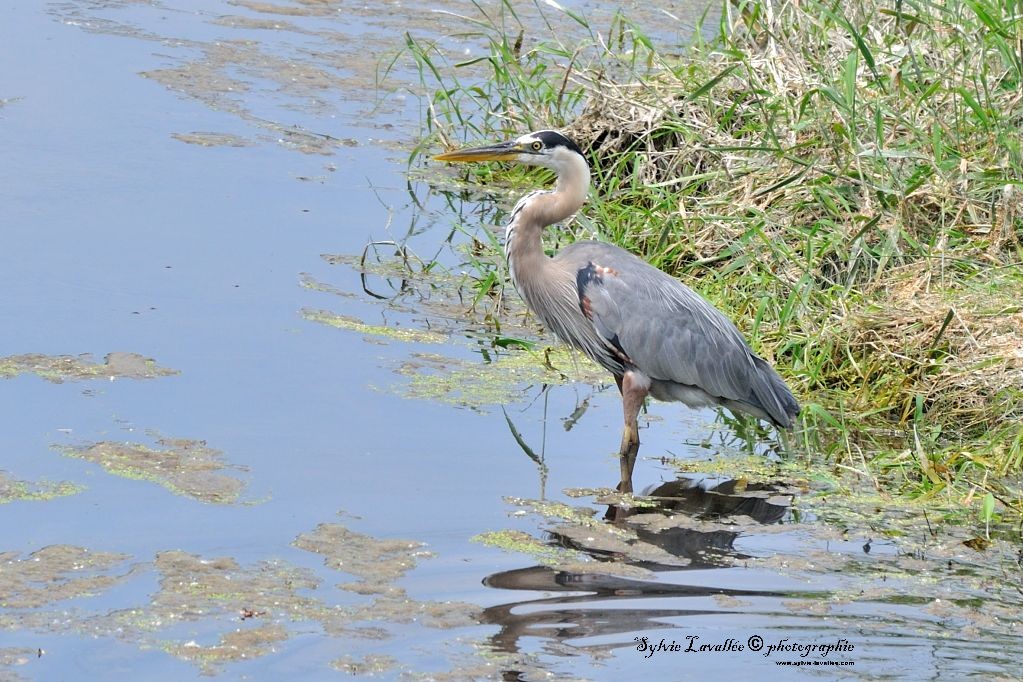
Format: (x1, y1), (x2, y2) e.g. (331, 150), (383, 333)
(434, 130), (585, 173)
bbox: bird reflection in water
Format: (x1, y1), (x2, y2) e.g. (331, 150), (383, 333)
(479, 476), (819, 659)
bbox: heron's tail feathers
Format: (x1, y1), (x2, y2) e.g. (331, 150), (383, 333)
(744, 355), (800, 429)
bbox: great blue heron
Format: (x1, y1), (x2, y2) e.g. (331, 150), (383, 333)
(436, 130), (800, 492)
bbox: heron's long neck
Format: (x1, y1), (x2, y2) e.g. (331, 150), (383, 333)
(505, 155), (590, 292)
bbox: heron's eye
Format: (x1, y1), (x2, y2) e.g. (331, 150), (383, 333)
(531, 141), (543, 152)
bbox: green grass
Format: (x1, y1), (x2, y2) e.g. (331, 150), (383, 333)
(401, 0), (1023, 523)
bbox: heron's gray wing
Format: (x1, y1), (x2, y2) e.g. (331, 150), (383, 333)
(567, 242), (798, 426)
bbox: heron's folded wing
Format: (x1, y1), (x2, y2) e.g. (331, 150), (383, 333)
(575, 259), (761, 404)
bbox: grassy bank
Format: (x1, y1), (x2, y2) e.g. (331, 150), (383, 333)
(405, 0), (1023, 523)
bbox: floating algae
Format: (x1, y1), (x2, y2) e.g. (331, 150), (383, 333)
(0, 647), (38, 681)
(0, 471), (82, 504)
(94, 550), (324, 675)
(0, 545), (131, 610)
(294, 521), (479, 630)
(393, 348), (604, 413)
(171, 131), (253, 147)
(0, 352), (178, 383)
(163, 624), (289, 672)
(332, 654), (399, 675)
(472, 530), (585, 567)
(300, 308), (448, 344)
(308, 249), (609, 412)
(60, 437), (248, 504)
(293, 522), (434, 595)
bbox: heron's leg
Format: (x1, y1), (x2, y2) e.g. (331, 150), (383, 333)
(616, 371), (648, 493)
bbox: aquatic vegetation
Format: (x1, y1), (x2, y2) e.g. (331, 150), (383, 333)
(0, 546), (132, 610)
(96, 550), (324, 674)
(300, 307), (448, 344)
(0, 519), (481, 676)
(0, 352), (178, 383)
(170, 131), (253, 147)
(0, 648), (36, 680)
(0, 471), (82, 504)
(392, 348), (603, 412)
(332, 654), (399, 675)
(293, 522), (434, 595)
(473, 529), (584, 566)
(164, 624), (289, 673)
(59, 437), (249, 505)
(306, 248), (608, 411)
(476, 479), (1023, 660)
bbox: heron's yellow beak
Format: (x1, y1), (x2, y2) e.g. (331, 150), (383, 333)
(433, 140), (526, 163)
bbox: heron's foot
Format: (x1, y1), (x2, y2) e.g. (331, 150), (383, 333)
(617, 424), (640, 494)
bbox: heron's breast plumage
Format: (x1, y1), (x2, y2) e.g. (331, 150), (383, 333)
(506, 233), (627, 376)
